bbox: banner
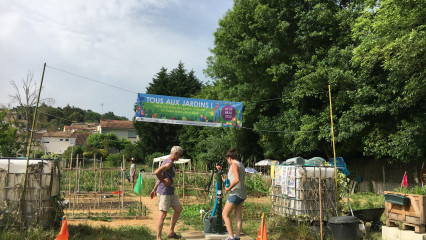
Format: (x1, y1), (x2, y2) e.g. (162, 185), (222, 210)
(135, 93), (243, 128)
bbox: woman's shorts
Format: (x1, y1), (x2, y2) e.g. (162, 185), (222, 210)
(158, 194), (181, 211)
(227, 194), (245, 205)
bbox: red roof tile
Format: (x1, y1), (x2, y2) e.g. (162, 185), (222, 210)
(100, 120), (134, 129)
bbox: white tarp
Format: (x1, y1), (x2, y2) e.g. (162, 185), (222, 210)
(151, 155), (191, 172)
(255, 159), (279, 166)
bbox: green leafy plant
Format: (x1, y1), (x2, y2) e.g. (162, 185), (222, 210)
(393, 185), (426, 195)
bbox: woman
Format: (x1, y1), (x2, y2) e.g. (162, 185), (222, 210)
(222, 148), (247, 240)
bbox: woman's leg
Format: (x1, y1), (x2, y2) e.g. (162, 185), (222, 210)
(234, 202), (244, 237)
(222, 201), (237, 237)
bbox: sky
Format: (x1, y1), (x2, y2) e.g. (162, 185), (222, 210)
(0, 0), (234, 120)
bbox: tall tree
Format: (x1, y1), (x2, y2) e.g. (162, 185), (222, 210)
(206, 0), (362, 160)
(134, 62), (203, 157)
(0, 110), (22, 157)
(9, 71), (54, 151)
(347, 0), (426, 162)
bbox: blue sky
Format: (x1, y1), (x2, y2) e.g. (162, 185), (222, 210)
(0, 0), (234, 119)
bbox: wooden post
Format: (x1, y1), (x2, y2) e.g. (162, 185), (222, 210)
(99, 157), (103, 193)
(121, 155), (125, 209)
(68, 150), (73, 196)
(382, 165), (386, 191)
(76, 154), (80, 205)
(75, 155), (78, 205)
(183, 168), (185, 206)
(99, 158), (103, 205)
(94, 154), (97, 193)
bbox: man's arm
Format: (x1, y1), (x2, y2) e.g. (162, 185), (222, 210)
(150, 180), (159, 199)
(154, 162), (173, 187)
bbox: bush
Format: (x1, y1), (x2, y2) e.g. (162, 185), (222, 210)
(245, 174), (271, 196)
(106, 153), (124, 167)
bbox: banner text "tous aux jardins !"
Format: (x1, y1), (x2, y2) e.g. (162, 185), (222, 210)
(135, 93), (243, 128)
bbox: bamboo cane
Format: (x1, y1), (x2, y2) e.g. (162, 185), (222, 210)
(328, 85), (338, 212)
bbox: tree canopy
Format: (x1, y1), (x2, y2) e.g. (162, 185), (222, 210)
(197, 0), (425, 164)
(134, 61), (203, 158)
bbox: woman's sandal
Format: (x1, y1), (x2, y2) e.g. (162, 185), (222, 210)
(167, 233), (181, 239)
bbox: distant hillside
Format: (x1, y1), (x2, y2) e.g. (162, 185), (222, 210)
(8, 103), (128, 132)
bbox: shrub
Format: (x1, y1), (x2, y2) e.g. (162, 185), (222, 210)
(106, 153), (124, 167)
(245, 174), (271, 196)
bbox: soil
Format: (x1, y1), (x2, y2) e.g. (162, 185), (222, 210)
(66, 194), (266, 238)
(67, 196), (172, 232)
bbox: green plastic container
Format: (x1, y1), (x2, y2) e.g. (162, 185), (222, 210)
(384, 194), (410, 206)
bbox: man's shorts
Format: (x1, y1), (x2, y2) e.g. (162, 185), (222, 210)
(227, 194), (245, 205)
(158, 194), (181, 211)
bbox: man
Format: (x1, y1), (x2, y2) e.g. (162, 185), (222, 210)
(150, 146), (183, 240)
(130, 158), (136, 188)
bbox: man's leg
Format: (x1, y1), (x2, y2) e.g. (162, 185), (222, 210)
(168, 204), (183, 236)
(222, 201), (237, 238)
(157, 210), (167, 240)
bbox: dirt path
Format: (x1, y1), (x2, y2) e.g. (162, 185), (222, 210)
(66, 195), (197, 234)
(66, 195), (256, 239)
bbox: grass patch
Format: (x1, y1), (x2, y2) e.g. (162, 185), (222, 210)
(0, 224), (155, 240)
(341, 192), (384, 212)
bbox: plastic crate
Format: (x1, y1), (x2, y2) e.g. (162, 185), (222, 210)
(385, 193), (410, 206)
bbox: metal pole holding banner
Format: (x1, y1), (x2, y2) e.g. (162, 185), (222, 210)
(328, 85), (338, 210)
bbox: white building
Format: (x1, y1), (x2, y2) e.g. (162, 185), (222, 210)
(41, 132), (76, 154)
(97, 120), (138, 143)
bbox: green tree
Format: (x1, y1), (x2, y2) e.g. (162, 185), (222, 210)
(69, 111), (84, 123)
(205, 0), (361, 160)
(86, 132), (120, 157)
(134, 61), (203, 157)
(102, 111), (128, 120)
(346, 0), (426, 162)
(0, 110), (22, 157)
(84, 110), (101, 122)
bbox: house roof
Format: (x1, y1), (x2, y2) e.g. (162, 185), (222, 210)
(100, 120), (134, 129)
(42, 132), (76, 138)
(75, 132), (90, 146)
(64, 124), (98, 132)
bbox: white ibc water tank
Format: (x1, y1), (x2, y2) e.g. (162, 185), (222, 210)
(273, 165), (337, 218)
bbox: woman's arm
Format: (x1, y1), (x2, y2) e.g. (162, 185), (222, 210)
(225, 162), (240, 192)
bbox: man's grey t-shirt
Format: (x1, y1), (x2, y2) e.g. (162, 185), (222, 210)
(156, 158), (175, 195)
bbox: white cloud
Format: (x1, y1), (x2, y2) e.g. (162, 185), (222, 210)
(0, 0), (233, 119)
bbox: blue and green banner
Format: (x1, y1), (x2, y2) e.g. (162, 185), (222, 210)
(135, 93), (243, 128)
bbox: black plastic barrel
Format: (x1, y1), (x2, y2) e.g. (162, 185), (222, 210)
(328, 216), (361, 240)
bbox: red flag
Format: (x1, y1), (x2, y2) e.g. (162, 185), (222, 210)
(402, 172), (408, 188)
(55, 216), (69, 240)
(256, 213), (267, 240)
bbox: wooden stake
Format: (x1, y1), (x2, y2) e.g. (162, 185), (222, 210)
(121, 155), (125, 209)
(94, 154), (97, 193)
(68, 149), (73, 196)
(76, 154), (80, 205)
